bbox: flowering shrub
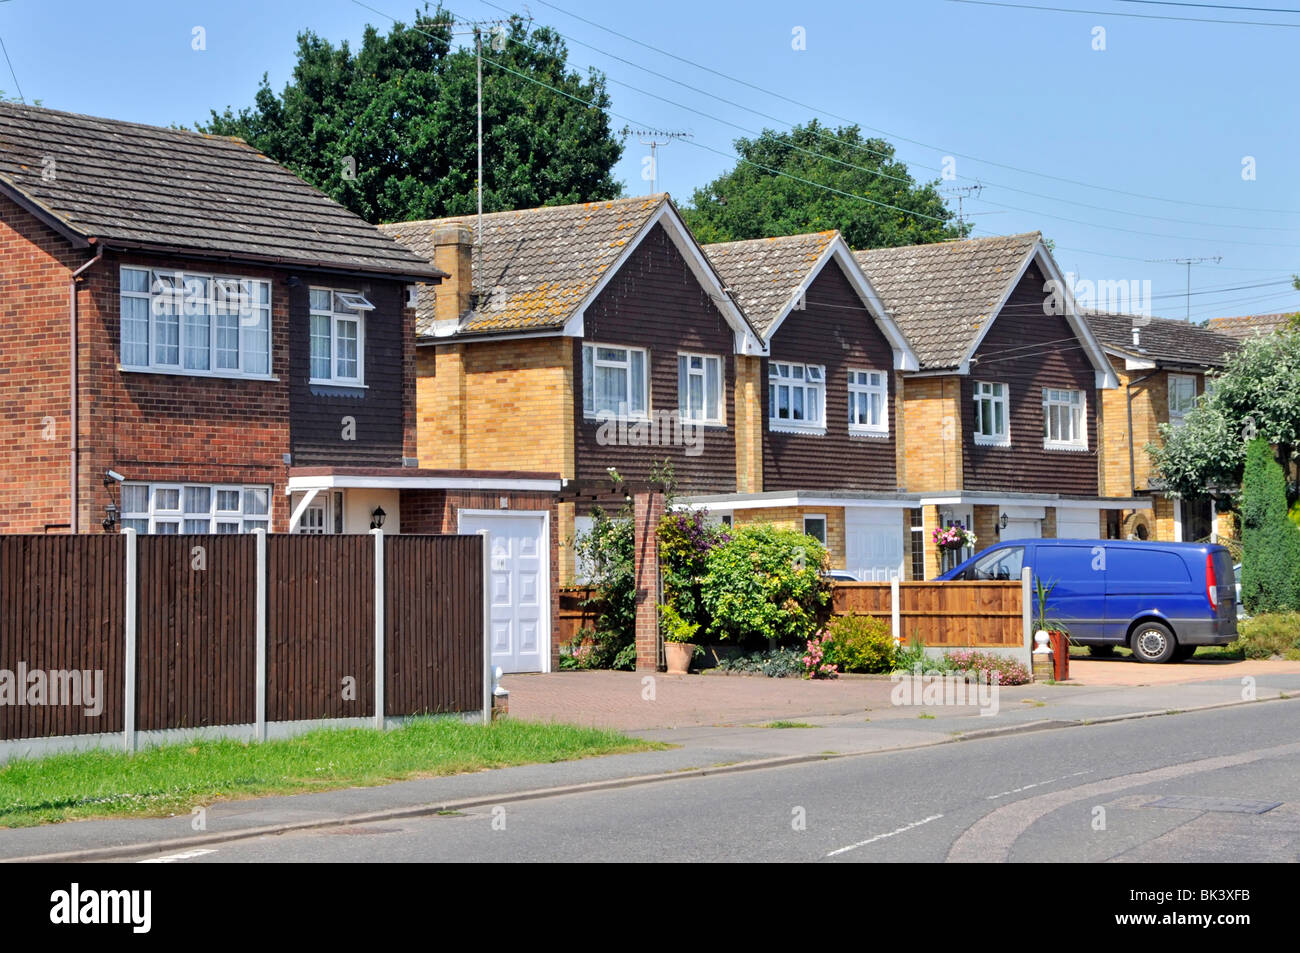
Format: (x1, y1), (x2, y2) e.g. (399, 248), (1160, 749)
(658, 508), (731, 639)
(943, 650), (1031, 686)
(802, 632), (839, 679)
(932, 522), (977, 552)
(715, 648), (804, 677)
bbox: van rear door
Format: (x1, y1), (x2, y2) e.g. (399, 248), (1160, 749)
(1210, 546), (1238, 637)
(1030, 544), (1106, 641)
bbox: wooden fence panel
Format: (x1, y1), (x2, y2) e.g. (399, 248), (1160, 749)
(135, 535), (257, 731)
(833, 581), (1023, 647)
(267, 534), (374, 722)
(556, 586), (602, 648)
(0, 536), (125, 740)
(385, 535), (483, 716)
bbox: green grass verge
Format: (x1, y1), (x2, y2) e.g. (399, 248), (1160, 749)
(763, 721), (816, 729)
(0, 718), (662, 828)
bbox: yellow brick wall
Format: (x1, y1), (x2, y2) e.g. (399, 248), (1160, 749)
(893, 371), (908, 490)
(733, 355), (764, 492)
(1101, 361), (1204, 496)
(901, 376), (963, 491)
(732, 506), (846, 570)
(416, 337), (575, 476)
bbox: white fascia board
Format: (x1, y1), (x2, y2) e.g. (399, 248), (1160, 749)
(563, 201), (765, 356)
(1057, 497), (1152, 510)
(916, 493), (1152, 511)
(288, 475), (563, 493)
(1123, 356), (1158, 371)
(429, 329), (566, 347)
(678, 495), (912, 512)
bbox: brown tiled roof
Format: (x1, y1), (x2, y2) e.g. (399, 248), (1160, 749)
(0, 102), (443, 279)
(701, 231), (838, 335)
(853, 232), (1040, 370)
(380, 195), (671, 337)
(1084, 310), (1240, 368)
(1206, 312), (1297, 340)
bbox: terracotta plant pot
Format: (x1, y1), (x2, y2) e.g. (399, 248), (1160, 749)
(1048, 631), (1070, 681)
(665, 641), (695, 675)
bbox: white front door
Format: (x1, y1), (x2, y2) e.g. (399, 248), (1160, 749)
(458, 512), (549, 674)
(844, 509), (905, 581)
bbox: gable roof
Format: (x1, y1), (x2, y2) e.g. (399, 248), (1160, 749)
(853, 232), (1041, 371)
(381, 194), (762, 351)
(1207, 312), (1297, 340)
(1084, 310), (1240, 369)
(0, 101), (443, 280)
(702, 230), (917, 370)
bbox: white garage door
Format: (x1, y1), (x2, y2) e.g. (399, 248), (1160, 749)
(458, 512), (549, 674)
(1002, 518), (1041, 541)
(1056, 508), (1101, 540)
(844, 509), (905, 581)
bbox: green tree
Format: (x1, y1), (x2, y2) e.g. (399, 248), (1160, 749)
(1239, 438), (1300, 614)
(681, 120), (967, 248)
(199, 5), (622, 223)
(1150, 330), (1300, 500)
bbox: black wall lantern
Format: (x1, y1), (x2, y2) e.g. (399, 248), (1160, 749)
(999, 512), (1009, 531)
(102, 502), (118, 532)
(370, 506), (387, 530)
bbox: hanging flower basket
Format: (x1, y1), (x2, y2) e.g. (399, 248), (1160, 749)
(933, 523), (977, 553)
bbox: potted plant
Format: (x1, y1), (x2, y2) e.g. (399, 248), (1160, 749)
(660, 603), (700, 675)
(1033, 578), (1072, 681)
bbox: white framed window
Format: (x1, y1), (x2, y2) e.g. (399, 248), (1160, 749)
(1042, 388), (1087, 450)
(677, 352), (723, 424)
(120, 483), (271, 535)
(973, 381), (1010, 446)
(768, 361), (825, 433)
(848, 369), (889, 436)
(582, 343), (648, 418)
(120, 267), (271, 378)
(310, 288), (372, 385)
(1168, 374), (1197, 427)
(803, 514), (827, 545)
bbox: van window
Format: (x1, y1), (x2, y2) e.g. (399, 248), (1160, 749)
(1106, 548), (1192, 591)
(967, 546), (1024, 581)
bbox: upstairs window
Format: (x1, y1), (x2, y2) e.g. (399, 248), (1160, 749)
(120, 267), (271, 377)
(1168, 374), (1197, 427)
(677, 353), (723, 424)
(769, 361), (825, 433)
(310, 289), (373, 385)
(973, 381), (1010, 446)
(848, 369), (889, 436)
(582, 344), (648, 418)
(1042, 388), (1087, 450)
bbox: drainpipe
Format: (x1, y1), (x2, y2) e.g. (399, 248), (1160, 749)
(1125, 370), (1158, 496)
(69, 242), (104, 534)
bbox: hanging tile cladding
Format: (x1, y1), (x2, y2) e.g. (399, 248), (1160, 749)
(962, 262), (1099, 495)
(288, 279), (413, 466)
(573, 223), (737, 493)
(762, 261), (899, 492)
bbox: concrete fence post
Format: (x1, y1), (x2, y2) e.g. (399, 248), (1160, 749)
(372, 528), (385, 731)
(890, 575), (901, 645)
(1022, 565), (1033, 667)
(255, 529), (267, 743)
(123, 528), (137, 753)
(479, 528), (492, 724)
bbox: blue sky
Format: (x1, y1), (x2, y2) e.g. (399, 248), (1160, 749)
(3, 0), (1297, 321)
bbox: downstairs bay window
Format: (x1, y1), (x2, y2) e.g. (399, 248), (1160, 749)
(119, 483), (271, 534)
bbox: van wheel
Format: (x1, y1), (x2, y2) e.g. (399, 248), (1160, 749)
(1130, 622), (1176, 663)
(1089, 645), (1115, 658)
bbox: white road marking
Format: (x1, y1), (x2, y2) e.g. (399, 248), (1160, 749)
(826, 814), (944, 858)
(986, 770), (1092, 800)
(138, 848), (216, 864)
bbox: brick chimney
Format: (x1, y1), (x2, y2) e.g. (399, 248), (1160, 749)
(432, 224), (474, 324)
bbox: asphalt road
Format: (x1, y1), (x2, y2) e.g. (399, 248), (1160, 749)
(126, 698), (1300, 863)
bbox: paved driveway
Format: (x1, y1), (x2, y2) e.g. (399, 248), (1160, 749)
(1068, 657), (1300, 687)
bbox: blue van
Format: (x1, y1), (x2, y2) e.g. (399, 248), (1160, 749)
(937, 539), (1238, 663)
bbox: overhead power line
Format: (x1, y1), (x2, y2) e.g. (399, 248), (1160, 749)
(946, 0), (1300, 28)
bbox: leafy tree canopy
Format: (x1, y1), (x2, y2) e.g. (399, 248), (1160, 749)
(198, 4), (622, 223)
(681, 120), (968, 248)
(1150, 330), (1300, 500)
